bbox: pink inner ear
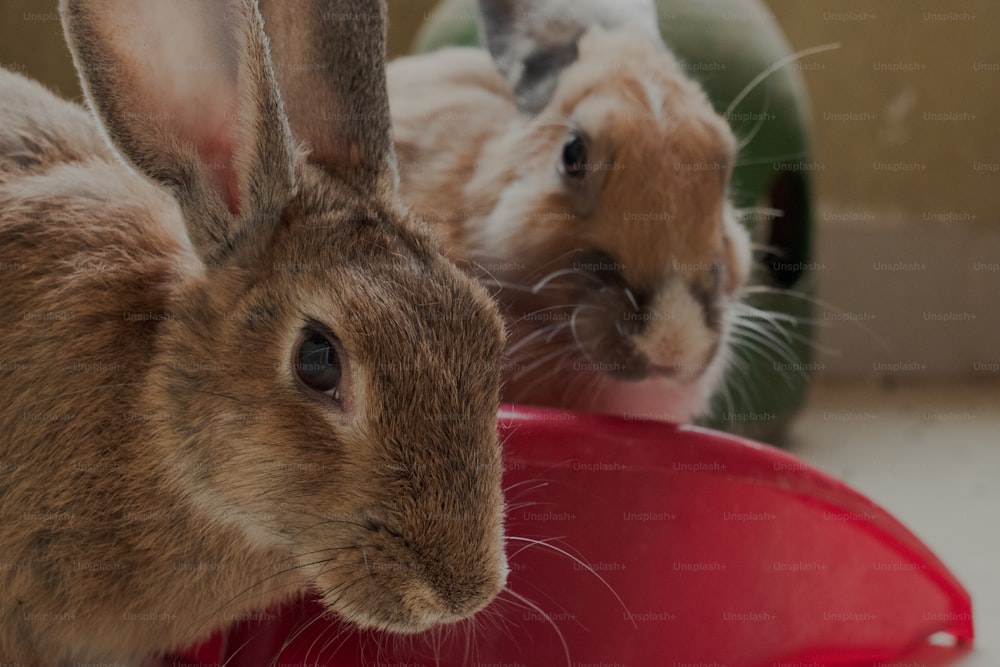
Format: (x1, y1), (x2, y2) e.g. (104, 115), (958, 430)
(115, 0), (244, 216)
(194, 120), (240, 217)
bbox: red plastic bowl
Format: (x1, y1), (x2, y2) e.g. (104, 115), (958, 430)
(171, 407), (973, 666)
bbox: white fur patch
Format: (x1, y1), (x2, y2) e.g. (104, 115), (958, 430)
(640, 76), (667, 127)
(579, 0), (663, 46)
(723, 201), (753, 291)
(477, 179), (541, 257)
(184, 486), (282, 550)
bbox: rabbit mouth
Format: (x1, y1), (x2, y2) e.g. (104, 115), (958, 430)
(484, 257), (731, 415)
(306, 513), (507, 634)
(322, 585), (481, 634)
(574, 344), (718, 385)
(650, 364), (682, 378)
(499, 292), (732, 419)
(313, 551), (504, 634)
(506, 313), (721, 383)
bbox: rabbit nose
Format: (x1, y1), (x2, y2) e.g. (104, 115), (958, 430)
(421, 553), (509, 622)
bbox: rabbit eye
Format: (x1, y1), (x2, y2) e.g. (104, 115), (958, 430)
(295, 331), (342, 400)
(561, 133), (588, 178)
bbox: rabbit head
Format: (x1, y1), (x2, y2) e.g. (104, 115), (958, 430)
(59, 0), (508, 634)
(468, 0), (752, 421)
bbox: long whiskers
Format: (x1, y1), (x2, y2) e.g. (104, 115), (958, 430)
(477, 264), (603, 297)
(497, 588), (572, 667)
(735, 84), (773, 152)
(506, 535), (635, 627)
(725, 42), (841, 119)
(742, 284), (889, 350)
(506, 319), (572, 356)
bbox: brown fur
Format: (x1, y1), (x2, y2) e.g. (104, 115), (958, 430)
(0, 1), (507, 664)
(388, 21), (752, 421)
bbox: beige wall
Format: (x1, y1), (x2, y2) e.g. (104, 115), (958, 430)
(759, 0), (999, 380)
(387, 0), (441, 55)
(0, 0), (440, 98)
(763, 0), (998, 227)
(0, 0), (79, 97)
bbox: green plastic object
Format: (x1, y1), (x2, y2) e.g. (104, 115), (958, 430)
(411, 0), (819, 443)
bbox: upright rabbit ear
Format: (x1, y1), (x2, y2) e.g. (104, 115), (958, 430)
(60, 0), (296, 266)
(259, 0), (398, 194)
(477, 0), (663, 114)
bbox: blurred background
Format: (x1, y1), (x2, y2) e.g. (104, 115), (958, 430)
(3, 0), (996, 383)
(2, 0), (998, 662)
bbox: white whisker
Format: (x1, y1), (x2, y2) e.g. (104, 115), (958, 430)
(507, 321), (572, 356)
(742, 285), (889, 350)
(505, 535), (635, 627)
(499, 588), (572, 667)
(725, 42), (841, 119)
(735, 84), (773, 151)
(533, 267), (602, 292)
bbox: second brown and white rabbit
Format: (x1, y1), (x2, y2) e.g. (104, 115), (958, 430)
(0, 0), (508, 664)
(388, 0), (753, 423)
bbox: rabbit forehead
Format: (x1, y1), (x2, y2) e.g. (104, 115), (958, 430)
(552, 37), (737, 286)
(565, 109), (732, 289)
(564, 32), (734, 148)
(259, 211), (505, 382)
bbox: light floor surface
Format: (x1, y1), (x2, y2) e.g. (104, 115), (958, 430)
(788, 380), (1000, 665)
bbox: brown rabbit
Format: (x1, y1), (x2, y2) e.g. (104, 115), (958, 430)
(388, 0), (753, 423)
(0, 0), (508, 664)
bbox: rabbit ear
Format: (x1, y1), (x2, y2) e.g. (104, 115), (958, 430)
(260, 0), (398, 193)
(477, 0), (663, 114)
(60, 0), (296, 266)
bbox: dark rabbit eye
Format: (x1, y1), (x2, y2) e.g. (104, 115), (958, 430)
(561, 133), (588, 178)
(295, 331), (342, 399)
